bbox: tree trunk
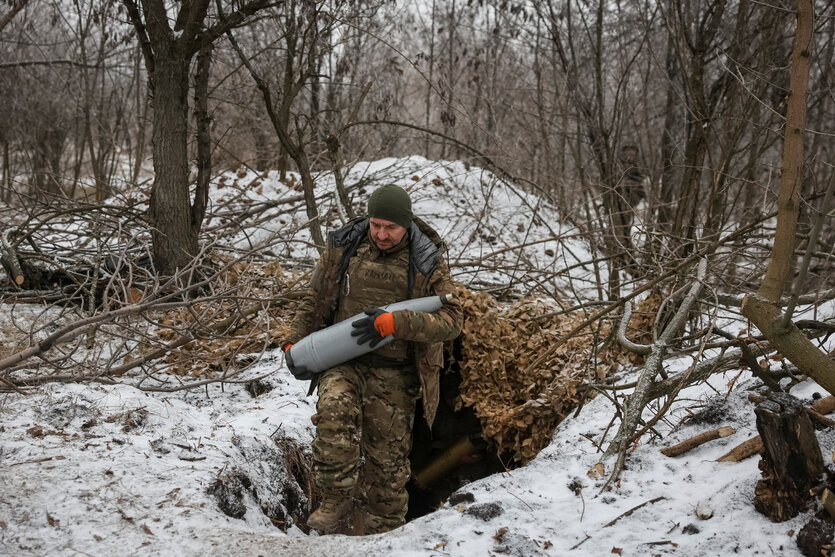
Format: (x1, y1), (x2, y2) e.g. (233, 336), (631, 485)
(2, 139), (10, 203)
(131, 43), (148, 188)
(757, 0), (814, 303)
(657, 34), (680, 231)
(122, 0), (273, 274)
(740, 295), (835, 395)
(148, 55), (197, 274)
(740, 1), (832, 394)
(251, 124), (273, 172)
(440, 0), (457, 160)
(424, 0), (436, 157)
(277, 1), (298, 182)
(192, 45), (212, 239)
(753, 392), (823, 522)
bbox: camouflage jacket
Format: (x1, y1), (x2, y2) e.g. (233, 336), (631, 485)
(288, 216), (463, 426)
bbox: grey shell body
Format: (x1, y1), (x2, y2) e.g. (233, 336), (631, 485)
(286, 295), (446, 374)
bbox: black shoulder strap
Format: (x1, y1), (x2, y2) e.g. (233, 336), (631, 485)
(332, 217), (369, 284)
(407, 221), (442, 296)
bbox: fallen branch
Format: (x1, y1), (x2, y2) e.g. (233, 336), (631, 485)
(646, 343), (774, 401)
(713, 328), (782, 392)
(3, 374), (120, 388)
(135, 369), (272, 393)
(105, 300), (267, 377)
(1, 228), (24, 285)
(812, 396), (835, 415)
(603, 496), (666, 527)
(805, 408), (835, 428)
(598, 259), (708, 488)
(660, 426), (735, 458)
(742, 294), (835, 397)
(0, 374), (29, 395)
(0, 251), (241, 375)
(717, 435), (764, 463)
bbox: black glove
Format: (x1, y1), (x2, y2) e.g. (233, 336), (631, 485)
(351, 308), (388, 348)
(285, 347), (314, 381)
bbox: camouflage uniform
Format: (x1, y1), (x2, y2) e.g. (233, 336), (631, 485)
(288, 216), (462, 533)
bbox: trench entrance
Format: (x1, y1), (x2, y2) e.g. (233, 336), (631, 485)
(406, 342), (510, 521)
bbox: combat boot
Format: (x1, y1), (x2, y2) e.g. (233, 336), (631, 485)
(307, 494), (351, 534)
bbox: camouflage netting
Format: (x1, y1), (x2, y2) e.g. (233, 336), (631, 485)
(453, 288), (657, 464)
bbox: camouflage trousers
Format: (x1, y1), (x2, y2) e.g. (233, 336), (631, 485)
(311, 361), (420, 533)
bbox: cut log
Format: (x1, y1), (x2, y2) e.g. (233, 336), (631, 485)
(717, 435), (764, 463)
(812, 396), (835, 415)
(660, 426), (735, 458)
(805, 408), (835, 428)
(753, 392), (824, 522)
(412, 436), (480, 490)
(822, 489), (835, 521)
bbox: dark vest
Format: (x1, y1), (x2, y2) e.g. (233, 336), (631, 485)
(322, 217), (443, 327)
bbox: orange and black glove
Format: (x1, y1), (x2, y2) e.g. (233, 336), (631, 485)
(351, 308), (395, 348)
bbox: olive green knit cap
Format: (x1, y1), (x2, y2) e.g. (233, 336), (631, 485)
(367, 185), (412, 229)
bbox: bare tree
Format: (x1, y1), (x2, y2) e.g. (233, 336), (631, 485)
(741, 0), (835, 396)
(121, 0), (273, 274)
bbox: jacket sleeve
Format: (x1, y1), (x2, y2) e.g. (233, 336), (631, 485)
(284, 248), (329, 346)
(390, 257), (462, 343)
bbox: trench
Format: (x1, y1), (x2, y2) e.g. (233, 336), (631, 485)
(210, 339), (512, 532)
(406, 356), (509, 521)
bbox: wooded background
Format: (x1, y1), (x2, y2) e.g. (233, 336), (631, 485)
(2, 0), (832, 282)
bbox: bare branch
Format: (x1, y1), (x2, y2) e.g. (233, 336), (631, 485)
(122, 0), (156, 79)
(195, 0), (277, 55)
(0, 59), (99, 69)
(598, 259), (708, 488)
(617, 302), (652, 355)
(0, 0), (30, 34)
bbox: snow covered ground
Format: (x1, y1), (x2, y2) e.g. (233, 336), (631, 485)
(2, 362), (829, 556)
(2, 157), (833, 556)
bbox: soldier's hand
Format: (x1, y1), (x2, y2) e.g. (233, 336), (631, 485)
(285, 346), (314, 381)
(351, 308), (394, 348)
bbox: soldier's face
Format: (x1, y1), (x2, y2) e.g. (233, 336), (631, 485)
(370, 217), (407, 251)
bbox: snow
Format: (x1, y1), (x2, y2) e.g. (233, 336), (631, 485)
(206, 156), (597, 298)
(3, 364), (828, 556)
(2, 157), (833, 556)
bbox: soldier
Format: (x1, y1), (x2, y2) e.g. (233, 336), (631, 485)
(282, 185), (463, 535)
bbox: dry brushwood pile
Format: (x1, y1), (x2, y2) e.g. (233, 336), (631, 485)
(137, 259), (304, 378)
(454, 288), (658, 464)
